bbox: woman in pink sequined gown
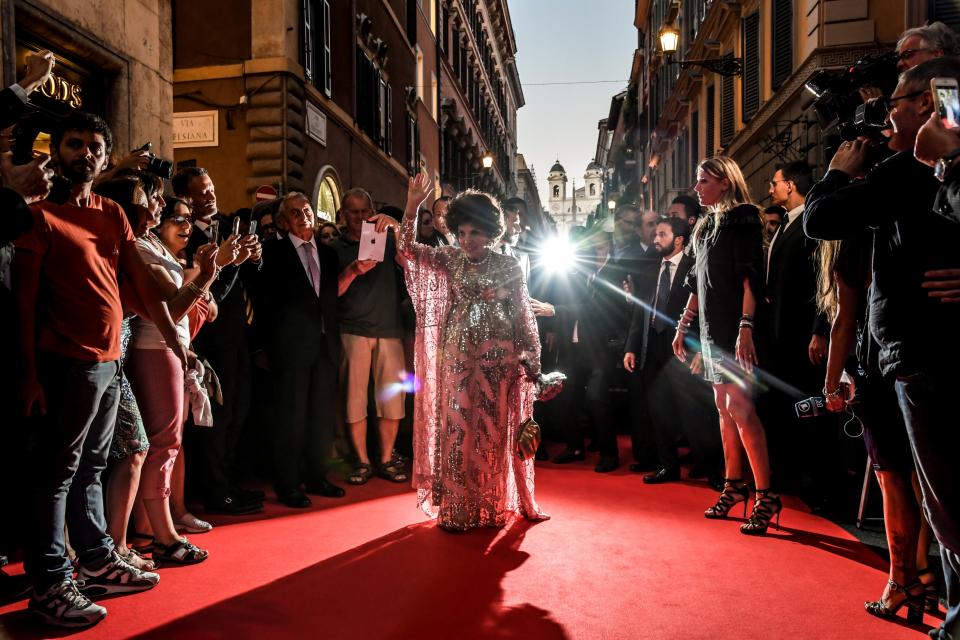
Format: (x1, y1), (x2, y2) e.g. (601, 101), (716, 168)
(373, 174), (548, 531)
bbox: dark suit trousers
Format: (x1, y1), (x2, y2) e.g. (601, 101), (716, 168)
(197, 342), (251, 501)
(643, 330), (722, 472)
(272, 349), (337, 494)
(586, 339), (655, 461)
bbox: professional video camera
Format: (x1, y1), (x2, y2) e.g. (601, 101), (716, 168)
(805, 51), (899, 140)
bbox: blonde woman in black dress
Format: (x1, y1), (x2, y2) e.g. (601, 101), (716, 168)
(672, 156), (780, 535)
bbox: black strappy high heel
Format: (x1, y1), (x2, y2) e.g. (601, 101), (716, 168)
(704, 479), (750, 519)
(916, 568), (940, 612)
(739, 489), (782, 535)
(864, 579), (924, 624)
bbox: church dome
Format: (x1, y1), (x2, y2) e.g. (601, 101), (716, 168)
(586, 161), (601, 172)
(549, 161), (565, 174)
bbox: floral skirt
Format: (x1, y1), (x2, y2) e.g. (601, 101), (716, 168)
(109, 371), (149, 461)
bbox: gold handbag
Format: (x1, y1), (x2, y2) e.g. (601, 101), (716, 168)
(516, 417), (542, 461)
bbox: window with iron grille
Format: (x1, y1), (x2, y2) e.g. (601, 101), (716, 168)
(706, 86), (715, 158)
(771, 0), (793, 90)
(742, 13), (760, 122)
(720, 56), (735, 146)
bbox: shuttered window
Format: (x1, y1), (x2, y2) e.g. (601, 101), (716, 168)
(356, 48), (391, 153)
(302, 0), (315, 84)
(772, 0), (793, 90)
(742, 13), (760, 122)
(706, 87), (715, 158)
(931, 0), (960, 33)
(321, 0), (331, 97)
(720, 56), (735, 147)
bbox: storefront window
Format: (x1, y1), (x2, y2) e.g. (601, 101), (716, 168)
(317, 174), (340, 222)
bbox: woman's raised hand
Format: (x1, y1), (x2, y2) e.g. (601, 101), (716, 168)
(406, 173), (434, 211)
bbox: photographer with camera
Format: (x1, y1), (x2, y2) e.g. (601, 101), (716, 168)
(804, 57), (960, 637)
(858, 22), (959, 102)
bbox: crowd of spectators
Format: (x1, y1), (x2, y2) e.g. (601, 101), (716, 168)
(1, 23), (959, 640)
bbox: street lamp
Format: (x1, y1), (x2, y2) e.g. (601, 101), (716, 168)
(607, 198), (617, 211)
(481, 151), (494, 169)
(658, 23), (742, 77)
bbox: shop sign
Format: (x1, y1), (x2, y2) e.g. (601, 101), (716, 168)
(173, 111), (219, 148)
(16, 41), (96, 114)
(306, 102), (327, 146)
(38, 74), (83, 108)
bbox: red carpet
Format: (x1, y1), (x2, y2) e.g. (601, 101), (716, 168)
(0, 450), (943, 639)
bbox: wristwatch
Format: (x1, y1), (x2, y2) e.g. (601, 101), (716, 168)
(934, 147), (960, 182)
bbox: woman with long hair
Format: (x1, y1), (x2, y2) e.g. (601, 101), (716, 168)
(371, 173), (547, 531)
(672, 157), (778, 535)
(816, 236), (933, 622)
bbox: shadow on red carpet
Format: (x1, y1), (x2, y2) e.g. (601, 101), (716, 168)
(129, 518), (566, 640)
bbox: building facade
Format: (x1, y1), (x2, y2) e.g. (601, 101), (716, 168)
(514, 152), (542, 216)
(1, 0), (173, 163)
(623, 0), (960, 213)
(437, 0), (522, 199)
(172, 0), (442, 217)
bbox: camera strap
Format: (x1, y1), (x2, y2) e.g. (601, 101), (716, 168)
(842, 405), (865, 439)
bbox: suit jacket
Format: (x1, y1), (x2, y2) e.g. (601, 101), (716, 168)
(764, 213), (828, 379)
(625, 253), (695, 371)
(253, 235), (340, 369)
(1, 86), (29, 131)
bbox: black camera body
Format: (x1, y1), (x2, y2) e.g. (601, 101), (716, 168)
(134, 142), (173, 179)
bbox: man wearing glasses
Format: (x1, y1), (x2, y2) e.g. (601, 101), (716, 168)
(860, 22), (959, 102)
(805, 57), (960, 640)
(896, 22), (959, 73)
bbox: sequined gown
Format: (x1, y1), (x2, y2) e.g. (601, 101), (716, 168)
(400, 212), (547, 531)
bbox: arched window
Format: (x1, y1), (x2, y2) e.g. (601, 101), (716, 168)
(313, 166), (341, 222)
(589, 184), (596, 196)
(553, 185), (559, 198)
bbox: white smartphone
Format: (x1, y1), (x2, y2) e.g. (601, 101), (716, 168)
(931, 77), (960, 129)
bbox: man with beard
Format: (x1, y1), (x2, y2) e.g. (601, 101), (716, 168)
(624, 218), (721, 486)
(13, 112), (180, 627)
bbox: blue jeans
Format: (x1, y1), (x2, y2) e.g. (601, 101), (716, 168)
(25, 354), (120, 591)
(896, 373), (960, 639)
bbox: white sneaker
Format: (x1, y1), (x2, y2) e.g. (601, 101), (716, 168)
(77, 549), (160, 597)
(28, 578), (107, 628)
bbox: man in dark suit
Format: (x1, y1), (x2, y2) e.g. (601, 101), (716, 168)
(590, 205), (657, 473)
(172, 167), (264, 515)
(254, 192), (344, 508)
(763, 161), (834, 500)
(624, 218), (721, 485)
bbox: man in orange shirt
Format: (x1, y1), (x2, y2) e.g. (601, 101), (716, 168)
(13, 112), (185, 628)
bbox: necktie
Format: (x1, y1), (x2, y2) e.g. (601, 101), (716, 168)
(652, 260), (672, 333)
(301, 243), (320, 296)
